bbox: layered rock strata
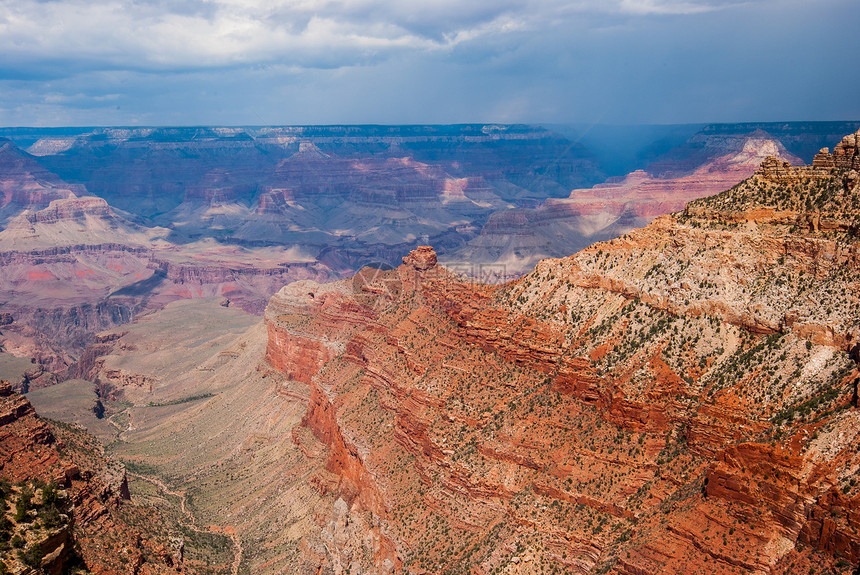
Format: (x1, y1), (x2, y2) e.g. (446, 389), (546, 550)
(264, 134), (860, 574)
(449, 130), (805, 277)
(0, 381), (186, 574)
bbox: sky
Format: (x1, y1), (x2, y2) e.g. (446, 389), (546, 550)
(0, 0), (858, 127)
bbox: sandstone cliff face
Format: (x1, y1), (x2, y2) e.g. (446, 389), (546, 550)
(263, 135), (860, 574)
(0, 382), (187, 574)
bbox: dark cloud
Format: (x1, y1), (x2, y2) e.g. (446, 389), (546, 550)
(0, 0), (857, 125)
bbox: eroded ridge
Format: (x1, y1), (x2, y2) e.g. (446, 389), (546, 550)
(263, 131), (860, 575)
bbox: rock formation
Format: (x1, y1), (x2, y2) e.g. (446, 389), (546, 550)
(4, 124), (860, 574)
(448, 130), (806, 277)
(0, 126), (599, 379)
(24, 125), (603, 247)
(1, 125), (855, 379)
(402, 246), (438, 271)
(0, 139), (83, 225)
(0, 381), (186, 574)
(258, 132), (860, 573)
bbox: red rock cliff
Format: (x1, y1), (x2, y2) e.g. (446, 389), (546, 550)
(265, 140), (860, 574)
(0, 381), (186, 574)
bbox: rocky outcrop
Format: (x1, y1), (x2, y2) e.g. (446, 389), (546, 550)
(0, 139), (82, 225)
(832, 130), (860, 170)
(23, 196), (111, 224)
(264, 280), (357, 383)
(447, 130), (805, 277)
(0, 382), (185, 574)
(401, 246), (437, 271)
(261, 132), (860, 575)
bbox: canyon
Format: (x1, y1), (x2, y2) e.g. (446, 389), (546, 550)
(254, 132), (860, 573)
(252, 132), (860, 572)
(0, 123), (852, 378)
(447, 129), (806, 275)
(2, 123), (860, 574)
(1, 124), (601, 377)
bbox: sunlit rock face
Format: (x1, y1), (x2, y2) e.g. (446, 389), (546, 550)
(258, 135), (860, 573)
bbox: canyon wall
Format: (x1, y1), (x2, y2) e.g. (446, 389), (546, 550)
(2, 124), (855, 385)
(262, 133), (860, 573)
(0, 381), (187, 574)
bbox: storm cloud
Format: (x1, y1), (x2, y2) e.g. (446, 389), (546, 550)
(0, 0), (856, 125)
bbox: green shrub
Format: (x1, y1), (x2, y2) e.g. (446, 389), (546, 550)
(18, 544), (43, 568)
(40, 505), (63, 529)
(13, 488), (33, 523)
(41, 483), (57, 507)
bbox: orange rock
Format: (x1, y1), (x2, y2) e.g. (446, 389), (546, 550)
(261, 135), (860, 574)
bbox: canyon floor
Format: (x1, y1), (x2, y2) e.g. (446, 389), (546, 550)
(27, 299), (330, 574)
